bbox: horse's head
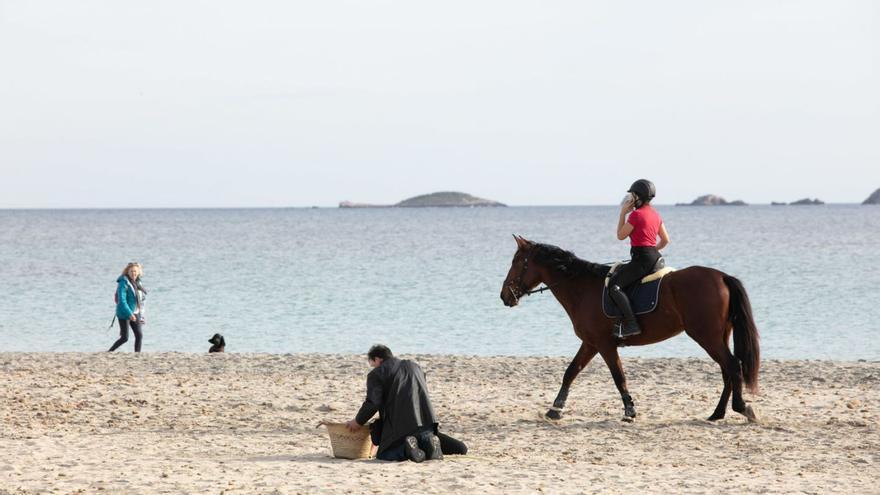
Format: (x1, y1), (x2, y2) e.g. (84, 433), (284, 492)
(501, 235), (544, 307)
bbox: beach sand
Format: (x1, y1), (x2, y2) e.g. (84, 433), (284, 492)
(0, 352), (877, 494)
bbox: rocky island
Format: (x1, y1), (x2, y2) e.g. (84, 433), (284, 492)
(339, 191), (505, 208)
(337, 201), (385, 208)
(676, 194), (747, 206)
(790, 198), (824, 205)
(395, 191), (505, 207)
(864, 188), (880, 205)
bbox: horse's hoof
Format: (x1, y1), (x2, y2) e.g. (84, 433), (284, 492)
(741, 405), (758, 423)
(624, 406), (637, 419)
(707, 415), (724, 421)
(621, 415), (634, 423)
(545, 409), (562, 421)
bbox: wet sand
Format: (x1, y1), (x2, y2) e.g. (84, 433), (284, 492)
(0, 353), (877, 494)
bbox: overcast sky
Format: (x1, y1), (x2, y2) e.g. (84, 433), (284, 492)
(1, 1), (877, 207)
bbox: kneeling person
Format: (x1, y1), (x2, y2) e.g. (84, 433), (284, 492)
(346, 345), (466, 462)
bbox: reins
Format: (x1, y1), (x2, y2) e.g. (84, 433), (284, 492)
(507, 246), (578, 303)
(508, 244), (613, 303)
(524, 281), (566, 296)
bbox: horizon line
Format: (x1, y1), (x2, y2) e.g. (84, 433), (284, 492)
(0, 202), (869, 211)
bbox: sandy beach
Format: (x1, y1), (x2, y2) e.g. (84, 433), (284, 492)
(0, 352), (877, 494)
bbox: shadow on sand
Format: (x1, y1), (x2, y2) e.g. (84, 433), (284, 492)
(520, 412), (761, 431)
(242, 453), (372, 464)
(242, 452), (479, 464)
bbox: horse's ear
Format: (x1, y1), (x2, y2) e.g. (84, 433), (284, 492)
(513, 234), (529, 249)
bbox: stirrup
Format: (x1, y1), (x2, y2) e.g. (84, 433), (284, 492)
(614, 320), (641, 339)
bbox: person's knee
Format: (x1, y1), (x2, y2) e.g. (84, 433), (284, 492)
(438, 433), (468, 455)
(608, 274), (621, 288)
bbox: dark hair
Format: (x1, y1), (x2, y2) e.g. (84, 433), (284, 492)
(367, 344), (393, 361)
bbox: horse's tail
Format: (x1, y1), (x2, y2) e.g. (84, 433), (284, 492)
(723, 275), (760, 393)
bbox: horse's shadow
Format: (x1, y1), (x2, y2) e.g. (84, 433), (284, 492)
(520, 415), (758, 431)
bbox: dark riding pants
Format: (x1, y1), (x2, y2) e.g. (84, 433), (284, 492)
(609, 246), (662, 290)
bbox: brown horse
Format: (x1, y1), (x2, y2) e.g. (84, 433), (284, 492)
(500, 235), (760, 422)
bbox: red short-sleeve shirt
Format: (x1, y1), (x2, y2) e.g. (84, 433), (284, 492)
(627, 205), (662, 247)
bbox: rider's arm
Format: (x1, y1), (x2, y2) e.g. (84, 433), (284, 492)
(617, 200), (635, 240)
(656, 222), (670, 251)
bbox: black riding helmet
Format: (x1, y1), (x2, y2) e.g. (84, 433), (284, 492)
(628, 179), (656, 204)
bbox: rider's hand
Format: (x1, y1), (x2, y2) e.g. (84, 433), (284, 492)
(130, 315), (137, 322)
(345, 419), (361, 432)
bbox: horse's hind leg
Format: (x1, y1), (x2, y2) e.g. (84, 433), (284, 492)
(708, 371), (731, 421)
(545, 343), (597, 420)
(727, 352), (757, 422)
(599, 347), (636, 420)
(696, 335), (752, 422)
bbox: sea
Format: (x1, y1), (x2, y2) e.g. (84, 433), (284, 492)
(0, 205), (877, 360)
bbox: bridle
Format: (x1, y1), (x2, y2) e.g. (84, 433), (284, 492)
(506, 245), (570, 304)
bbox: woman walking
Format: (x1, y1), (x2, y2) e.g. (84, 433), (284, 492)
(109, 262), (146, 352)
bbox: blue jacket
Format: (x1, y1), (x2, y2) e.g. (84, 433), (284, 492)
(115, 276), (140, 320)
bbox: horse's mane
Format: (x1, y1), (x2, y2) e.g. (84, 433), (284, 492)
(532, 243), (611, 279)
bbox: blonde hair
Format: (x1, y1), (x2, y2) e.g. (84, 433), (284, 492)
(122, 262), (142, 279)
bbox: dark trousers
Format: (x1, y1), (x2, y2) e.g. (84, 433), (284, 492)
(109, 318), (142, 352)
(609, 246), (661, 289)
(376, 431), (468, 461)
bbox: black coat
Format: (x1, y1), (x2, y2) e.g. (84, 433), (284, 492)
(355, 357), (438, 455)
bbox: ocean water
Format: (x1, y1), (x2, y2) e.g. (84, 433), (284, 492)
(0, 205), (877, 360)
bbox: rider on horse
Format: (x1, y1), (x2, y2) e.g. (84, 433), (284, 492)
(609, 179), (671, 338)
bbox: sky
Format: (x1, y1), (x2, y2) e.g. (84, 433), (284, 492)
(0, 1), (877, 208)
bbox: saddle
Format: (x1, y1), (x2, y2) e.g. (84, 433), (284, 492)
(602, 257), (675, 318)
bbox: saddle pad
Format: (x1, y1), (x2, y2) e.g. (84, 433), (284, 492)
(602, 277), (665, 318)
(605, 263), (675, 286)
(642, 266), (674, 284)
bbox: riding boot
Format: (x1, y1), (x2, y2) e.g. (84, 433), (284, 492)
(609, 285), (641, 338)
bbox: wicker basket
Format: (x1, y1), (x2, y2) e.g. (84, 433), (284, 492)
(319, 422), (372, 459)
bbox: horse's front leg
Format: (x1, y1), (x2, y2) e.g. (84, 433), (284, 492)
(600, 348), (636, 420)
(546, 344), (597, 420)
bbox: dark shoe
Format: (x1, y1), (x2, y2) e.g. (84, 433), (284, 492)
(616, 318), (641, 338)
(422, 434), (443, 461)
(403, 435), (426, 463)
